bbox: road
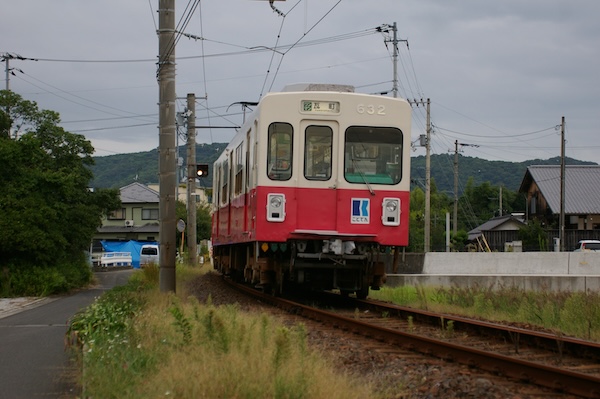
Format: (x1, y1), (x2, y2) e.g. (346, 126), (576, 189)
(0, 269), (135, 399)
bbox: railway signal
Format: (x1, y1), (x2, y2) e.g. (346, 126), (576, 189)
(196, 163), (209, 177)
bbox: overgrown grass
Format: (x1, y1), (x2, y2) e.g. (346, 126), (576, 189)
(68, 264), (374, 399)
(369, 284), (600, 341)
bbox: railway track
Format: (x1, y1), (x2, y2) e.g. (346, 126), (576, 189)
(224, 278), (600, 398)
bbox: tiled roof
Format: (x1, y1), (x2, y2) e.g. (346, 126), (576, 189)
(467, 215), (525, 241)
(119, 182), (159, 204)
(520, 165), (600, 214)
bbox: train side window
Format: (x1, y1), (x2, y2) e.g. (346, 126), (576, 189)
(344, 126), (403, 185)
(267, 122), (293, 181)
(221, 160), (229, 205)
(234, 142), (244, 195)
(304, 125), (332, 181)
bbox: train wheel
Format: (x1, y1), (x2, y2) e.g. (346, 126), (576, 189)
(356, 287), (369, 300)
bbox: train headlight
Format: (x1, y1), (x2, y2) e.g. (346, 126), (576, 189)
(381, 198), (400, 226)
(270, 196), (282, 208)
(267, 193), (286, 222)
(385, 200), (397, 213)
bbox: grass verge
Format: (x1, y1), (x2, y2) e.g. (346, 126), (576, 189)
(369, 284), (600, 341)
(67, 264), (374, 399)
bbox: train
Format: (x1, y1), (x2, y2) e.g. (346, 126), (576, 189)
(211, 83), (411, 298)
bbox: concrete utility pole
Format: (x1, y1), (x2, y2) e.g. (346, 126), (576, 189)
(186, 93), (197, 266)
(559, 116), (566, 252)
(158, 0), (177, 292)
(409, 98), (431, 252)
(382, 22), (407, 99)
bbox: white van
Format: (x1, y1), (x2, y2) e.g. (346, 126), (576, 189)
(140, 244), (159, 267)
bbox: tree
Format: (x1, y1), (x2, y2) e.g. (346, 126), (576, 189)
(175, 199), (212, 256)
(0, 91), (120, 294)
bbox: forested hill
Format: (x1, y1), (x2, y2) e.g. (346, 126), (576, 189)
(89, 143), (596, 194)
(411, 155), (596, 194)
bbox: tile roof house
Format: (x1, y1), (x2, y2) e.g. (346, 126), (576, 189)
(467, 214), (526, 242)
(519, 165), (600, 230)
(94, 182), (160, 243)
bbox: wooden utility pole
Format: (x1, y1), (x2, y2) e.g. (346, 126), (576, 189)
(186, 93), (197, 266)
(158, 0), (177, 292)
(559, 116), (566, 252)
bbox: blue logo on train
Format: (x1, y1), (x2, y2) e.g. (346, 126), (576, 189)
(351, 198), (370, 224)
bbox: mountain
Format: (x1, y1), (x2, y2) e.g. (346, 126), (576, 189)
(411, 155), (596, 194)
(89, 144), (597, 194)
(89, 143), (227, 189)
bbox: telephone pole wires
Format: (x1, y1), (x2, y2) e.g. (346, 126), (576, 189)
(158, 0), (177, 292)
(409, 98), (431, 252)
(453, 140), (478, 236)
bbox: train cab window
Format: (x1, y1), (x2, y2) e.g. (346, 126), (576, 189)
(267, 122), (293, 181)
(304, 125), (332, 181)
(344, 126), (403, 185)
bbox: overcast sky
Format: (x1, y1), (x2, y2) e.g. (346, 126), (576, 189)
(3, 0), (599, 166)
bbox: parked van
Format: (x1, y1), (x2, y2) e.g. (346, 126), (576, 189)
(140, 244), (159, 267)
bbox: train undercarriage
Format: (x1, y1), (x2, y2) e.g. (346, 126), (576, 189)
(213, 238), (388, 299)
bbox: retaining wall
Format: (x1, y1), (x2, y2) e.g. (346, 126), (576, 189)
(385, 252), (600, 292)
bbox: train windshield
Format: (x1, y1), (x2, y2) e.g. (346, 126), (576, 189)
(267, 122), (293, 181)
(304, 125), (332, 181)
(344, 126), (403, 185)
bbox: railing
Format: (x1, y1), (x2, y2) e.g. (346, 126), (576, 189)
(100, 252), (132, 267)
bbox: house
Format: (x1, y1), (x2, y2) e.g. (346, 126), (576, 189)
(94, 182), (160, 244)
(467, 214), (526, 251)
(519, 165), (600, 230)
(147, 182), (209, 205)
(467, 214), (526, 241)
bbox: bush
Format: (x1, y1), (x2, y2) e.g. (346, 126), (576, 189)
(0, 253), (92, 296)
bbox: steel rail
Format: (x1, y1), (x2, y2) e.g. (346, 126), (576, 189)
(225, 279), (600, 398)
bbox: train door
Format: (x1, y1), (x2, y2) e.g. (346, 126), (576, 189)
(296, 120), (339, 232)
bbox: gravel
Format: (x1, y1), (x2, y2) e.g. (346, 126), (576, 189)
(186, 271), (578, 399)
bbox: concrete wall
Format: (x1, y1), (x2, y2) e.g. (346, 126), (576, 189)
(385, 252), (600, 292)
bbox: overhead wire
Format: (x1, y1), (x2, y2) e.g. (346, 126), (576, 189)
(265, 0), (344, 94)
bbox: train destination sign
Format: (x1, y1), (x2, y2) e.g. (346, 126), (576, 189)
(301, 100), (340, 114)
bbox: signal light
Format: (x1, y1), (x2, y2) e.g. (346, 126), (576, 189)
(196, 163), (209, 177)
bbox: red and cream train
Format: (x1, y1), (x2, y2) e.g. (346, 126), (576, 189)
(211, 83), (411, 298)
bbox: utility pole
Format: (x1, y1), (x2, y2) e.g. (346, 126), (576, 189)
(409, 98), (431, 252)
(2, 53), (37, 92)
(186, 93), (197, 266)
(382, 22), (407, 99)
(559, 116), (566, 252)
(453, 140), (478, 236)
(158, 0), (177, 292)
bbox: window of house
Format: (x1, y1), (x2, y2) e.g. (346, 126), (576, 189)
(267, 122), (293, 181)
(108, 208), (126, 220)
(142, 208), (159, 220)
(304, 125), (332, 181)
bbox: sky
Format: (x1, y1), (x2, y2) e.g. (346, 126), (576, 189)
(2, 0), (600, 166)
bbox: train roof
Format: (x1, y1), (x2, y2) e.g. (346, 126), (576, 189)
(281, 83), (355, 93)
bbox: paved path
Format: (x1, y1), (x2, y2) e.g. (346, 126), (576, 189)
(0, 269), (134, 399)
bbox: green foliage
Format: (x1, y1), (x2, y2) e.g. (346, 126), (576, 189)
(518, 219), (549, 251)
(0, 90), (121, 295)
(175, 200), (212, 252)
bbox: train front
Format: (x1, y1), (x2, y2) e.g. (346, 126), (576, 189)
(254, 86), (411, 298)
